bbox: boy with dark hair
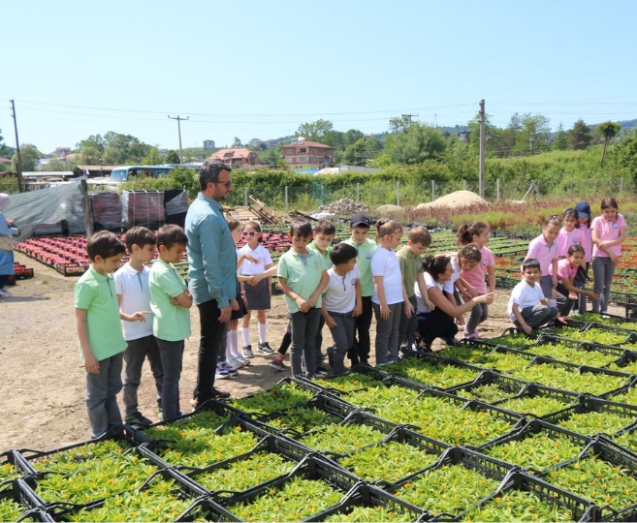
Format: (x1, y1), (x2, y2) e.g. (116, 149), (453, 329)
(149, 225), (192, 420)
(342, 214), (376, 366)
(322, 243), (362, 375)
(75, 231), (140, 438)
(508, 258), (558, 333)
(114, 226), (164, 426)
(308, 218), (336, 376)
(277, 219), (329, 377)
(397, 226), (433, 354)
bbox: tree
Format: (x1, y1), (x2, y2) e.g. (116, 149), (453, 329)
(12, 144), (43, 171)
(553, 122), (568, 151)
(76, 134), (106, 154)
(567, 119), (592, 150)
(80, 145), (102, 164)
(519, 114), (551, 154)
(232, 137), (242, 147)
(598, 121), (622, 166)
(388, 115), (413, 133)
(389, 123), (446, 164)
(296, 120), (334, 143)
(343, 129), (364, 147)
(609, 130), (637, 177)
(165, 150), (180, 164)
(343, 138), (380, 166)
(141, 147), (162, 165)
(0, 129), (15, 158)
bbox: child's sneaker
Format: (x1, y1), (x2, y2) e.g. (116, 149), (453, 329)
(216, 363), (230, 379)
(0, 287), (13, 297)
(270, 359), (289, 371)
(464, 332), (478, 339)
(218, 361), (238, 377)
(228, 356), (247, 369)
(236, 354), (251, 366)
(125, 412), (153, 427)
(257, 342), (275, 355)
(316, 366), (329, 378)
(242, 345), (255, 358)
(211, 388), (231, 400)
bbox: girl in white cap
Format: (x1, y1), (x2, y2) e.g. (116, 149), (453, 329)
(0, 193), (19, 297)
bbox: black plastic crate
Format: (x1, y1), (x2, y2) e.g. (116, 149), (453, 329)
(306, 483), (429, 522)
(445, 370), (529, 404)
(490, 382), (582, 419)
(174, 497), (242, 522)
(467, 470), (598, 522)
(532, 333), (628, 363)
(545, 436), (637, 522)
(0, 450), (35, 482)
(0, 480), (47, 520)
(175, 433), (313, 499)
(213, 455), (359, 519)
(478, 418), (595, 475)
(541, 396), (637, 437)
(41, 468), (209, 522)
(387, 446), (515, 521)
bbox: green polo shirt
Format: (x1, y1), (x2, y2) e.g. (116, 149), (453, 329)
(149, 259), (192, 342)
(74, 266), (127, 361)
(342, 238), (377, 297)
(277, 249), (327, 314)
(396, 245), (424, 298)
(308, 241), (332, 269)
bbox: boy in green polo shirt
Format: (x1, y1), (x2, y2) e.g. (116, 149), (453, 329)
(75, 231), (136, 439)
(149, 225), (192, 421)
(342, 214), (377, 366)
(397, 226), (433, 355)
(308, 218), (335, 376)
(277, 218), (329, 377)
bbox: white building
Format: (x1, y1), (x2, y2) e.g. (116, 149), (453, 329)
(203, 140), (216, 150)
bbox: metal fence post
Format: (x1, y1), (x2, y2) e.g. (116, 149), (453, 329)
(431, 180), (435, 202)
(569, 180), (573, 198)
(321, 185), (325, 204)
(244, 187), (248, 206)
(396, 181), (400, 206)
(356, 183), (360, 202)
(285, 186), (289, 214)
(497, 178), (501, 202)
(463, 179), (466, 191)
(620, 178), (624, 195)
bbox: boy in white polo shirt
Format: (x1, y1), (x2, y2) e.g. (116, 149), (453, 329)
(508, 258), (558, 334)
(321, 243), (362, 375)
(114, 226), (164, 427)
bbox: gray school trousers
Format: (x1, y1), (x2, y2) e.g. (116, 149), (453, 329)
(515, 303), (558, 329)
(373, 301), (402, 365)
(592, 256), (616, 313)
(86, 353), (123, 439)
(290, 308), (321, 377)
(327, 311), (355, 375)
(122, 335), (164, 417)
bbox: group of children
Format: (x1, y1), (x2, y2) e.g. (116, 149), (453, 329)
(74, 196), (627, 438)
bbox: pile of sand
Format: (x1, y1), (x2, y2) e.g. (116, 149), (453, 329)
(415, 190), (486, 210)
(376, 204), (405, 217)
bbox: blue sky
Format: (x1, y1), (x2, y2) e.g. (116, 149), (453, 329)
(2, 0), (636, 154)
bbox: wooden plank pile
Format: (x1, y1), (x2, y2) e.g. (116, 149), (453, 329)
(222, 196), (290, 225)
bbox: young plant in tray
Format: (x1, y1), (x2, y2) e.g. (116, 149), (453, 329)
(265, 408), (341, 434)
(396, 463), (500, 516)
(339, 441), (439, 483)
(558, 327), (627, 346)
(227, 476), (344, 522)
(513, 365), (624, 396)
(613, 431), (637, 454)
(465, 383), (518, 403)
(612, 387), (637, 406)
(577, 313), (625, 326)
(66, 477), (202, 522)
(194, 452), (295, 493)
(0, 498), (24, 522)
(498, 396), (570, 417)
(463, 489), (575, 522)
(383, 359), (480, 389)
(547, 457), (637, 511)
(444, 345), (501, 367)
(559, 411), (633, 436)
(489, 334), (535, 349)
(529, 343), (616, 368)
(323, 505), (418, 522)
(230, 382), (314, 416)
(346, 385), (420, 412)
(483, 434), (583, 473)
(0, 462), (18, 483)
(299, 423), (386, 455)
(315, 373), (383, 393)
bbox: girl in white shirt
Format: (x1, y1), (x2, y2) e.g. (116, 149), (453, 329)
(371, 219), (404, 365)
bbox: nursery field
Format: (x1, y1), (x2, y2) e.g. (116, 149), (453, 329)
(4, 313), (637, 521)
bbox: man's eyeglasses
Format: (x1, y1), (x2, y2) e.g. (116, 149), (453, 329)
(215, 180), (233, 187)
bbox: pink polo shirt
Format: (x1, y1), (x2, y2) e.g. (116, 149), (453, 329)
(579, 225), (592, 263)
(591, 214), (626, 258)
(557, 227), (585, 258)
(461, 245), (494, 294)
(549, 258), (578, 280)
(526, 235), (559, 276)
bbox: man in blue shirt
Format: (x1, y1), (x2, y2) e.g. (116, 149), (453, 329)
(185, 160), (238, 405)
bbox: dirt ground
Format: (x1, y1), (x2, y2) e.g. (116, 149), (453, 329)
(0, 251), (612, 454)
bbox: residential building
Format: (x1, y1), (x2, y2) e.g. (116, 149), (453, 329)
(209, 148), (262, 168)
(203, 140), (216, 150)
(248, 138), (262, 149)
(266, 139), (278, 149)
(281, 137), (335, 170)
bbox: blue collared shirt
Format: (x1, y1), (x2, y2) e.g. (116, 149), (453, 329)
(185, 193), (237, 307)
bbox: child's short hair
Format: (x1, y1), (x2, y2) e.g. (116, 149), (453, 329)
(458, 243), (482, 263)
(156, 225), (188, 249)
(289, 218), (312, 238)
(226, 217), (241, 232)
(562, 208), (579, 226)
(314, 218), (336, 236)
(457, 222), (488, 246)
(376, 219), (403, 242)
(86, 231), (126, 261)
(544, 216), (562, 228)
(522, 258), (541, 272)
(601, 197), (618, 210)
(423, 255), (451, 281)
(567, 244), (585, 256)
(408, 226), (431, 247)
(330, 243), (357, 266)
(124, 226), (156, 252)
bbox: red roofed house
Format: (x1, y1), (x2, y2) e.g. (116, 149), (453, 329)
(210, 148), (262, 168)
(281, 138), (335, 170)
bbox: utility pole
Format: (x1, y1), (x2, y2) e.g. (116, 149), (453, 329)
(479, 99), (486, 199)
(402, 113), (419, 127)
(168, 115), (189, 164)
(10, 100), (24, 192)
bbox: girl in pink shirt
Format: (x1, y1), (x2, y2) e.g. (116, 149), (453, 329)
(525, 216), (561, 307)
(457, 222), (495, 338)
(557, 208), (585, 258)
(591, 197), (627, 313)
(549, 245), (598, 318)
(574, 201), (593, 313)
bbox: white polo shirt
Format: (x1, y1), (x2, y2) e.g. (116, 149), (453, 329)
(114, 263), (154, 341)
(323, 265), (361, 314)
(507, 279), (545, 323)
